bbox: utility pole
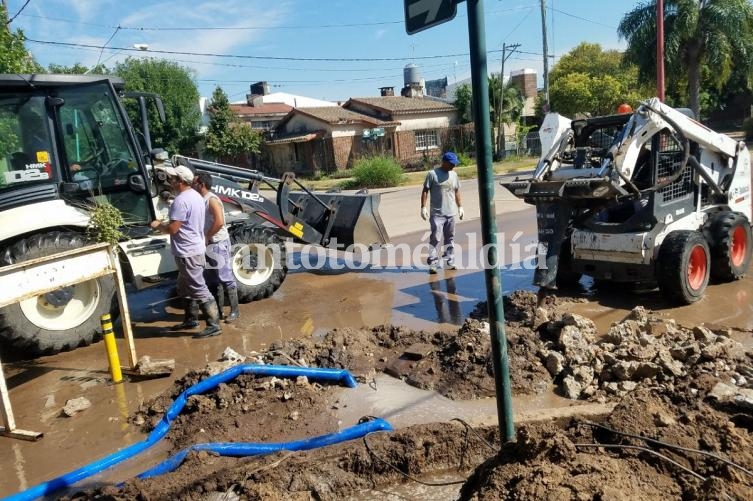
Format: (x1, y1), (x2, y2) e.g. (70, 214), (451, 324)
(496, 42), (519, 159)
(540, 0), (550, 111)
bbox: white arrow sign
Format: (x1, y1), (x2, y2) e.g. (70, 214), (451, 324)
(409, 0), (442, 24)
(404, 0), (458, 35)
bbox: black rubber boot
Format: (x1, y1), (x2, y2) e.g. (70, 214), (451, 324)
(194, 299), (222, 338)
(213, 284), (225, 321)
(168, 299), (199, 331)
(225, 286), (240, 323)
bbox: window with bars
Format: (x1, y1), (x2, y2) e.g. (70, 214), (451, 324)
(657, 130), (693, 202)
(415, 130), (439, 151)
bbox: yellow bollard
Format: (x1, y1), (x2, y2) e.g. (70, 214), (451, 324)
(101, 313), (123, 384)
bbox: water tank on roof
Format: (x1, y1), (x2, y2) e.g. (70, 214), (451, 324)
(404, 63), (421, 86)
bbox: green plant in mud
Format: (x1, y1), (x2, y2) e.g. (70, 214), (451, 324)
(87, 201), (125, 246)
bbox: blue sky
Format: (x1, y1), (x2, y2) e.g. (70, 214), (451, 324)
(7, 0), (636, 103)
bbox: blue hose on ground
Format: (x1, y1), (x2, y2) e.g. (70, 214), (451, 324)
(5, 365), (363, 501)
(137, 417), (393, 479)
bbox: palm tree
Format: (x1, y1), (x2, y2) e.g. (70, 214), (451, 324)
(618, 0), (753, 118)
(489, 75), (524, 158)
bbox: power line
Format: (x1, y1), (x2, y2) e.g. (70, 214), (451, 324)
(7, 0), (31, 24)
(549, 6), (617, 29)
(25, 38), (539, 62)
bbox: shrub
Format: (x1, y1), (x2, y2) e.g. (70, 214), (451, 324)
(456, 152), (472, 166)
(345, 155), (404, 189)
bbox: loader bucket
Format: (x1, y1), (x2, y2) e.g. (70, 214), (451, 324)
(287, 192), (389, 250)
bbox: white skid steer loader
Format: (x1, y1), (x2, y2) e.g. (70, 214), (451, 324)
(502, 98), (752, 304)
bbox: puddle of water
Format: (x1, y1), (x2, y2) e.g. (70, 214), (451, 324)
(335, 374), (594, 430)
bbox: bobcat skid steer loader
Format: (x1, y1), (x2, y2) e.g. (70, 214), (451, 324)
(502, 98), (752, 304)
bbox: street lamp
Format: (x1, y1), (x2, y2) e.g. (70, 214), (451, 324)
(86, 44), (149, 73)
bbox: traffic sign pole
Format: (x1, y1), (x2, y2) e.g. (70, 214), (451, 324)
(465, 0), (515, 444)
(404, 0), (515, 445)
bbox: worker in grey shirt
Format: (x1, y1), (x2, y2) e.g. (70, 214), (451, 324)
(150, 165), (222, 338)
(420, 151), (464, 274)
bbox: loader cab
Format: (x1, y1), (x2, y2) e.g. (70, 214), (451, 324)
(0, 76), (155, 226)
(54, 81), (154, 225)
(0, 95), (58, 205)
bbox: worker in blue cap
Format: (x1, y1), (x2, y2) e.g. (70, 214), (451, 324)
(420, 151), (464, 273)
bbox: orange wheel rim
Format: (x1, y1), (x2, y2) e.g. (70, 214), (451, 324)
(688, 245), (707, 291)
(731, 226), (748, 267)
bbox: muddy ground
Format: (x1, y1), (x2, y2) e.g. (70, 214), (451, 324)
(64, 292), (753, 500)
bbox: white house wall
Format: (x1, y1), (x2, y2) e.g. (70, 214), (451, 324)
(396, 114), (454, 132)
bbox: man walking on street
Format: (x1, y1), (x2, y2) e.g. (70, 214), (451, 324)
(193, 172), (240, 323)
(150, 165), (222, 338)
(420, 151), (464, 274)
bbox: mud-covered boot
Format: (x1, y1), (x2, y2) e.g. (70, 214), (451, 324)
(168, 299), (199, 331)
(195, 299), (222, 338)
(225, 286), (240, 323)
(213, 284), (225, 321)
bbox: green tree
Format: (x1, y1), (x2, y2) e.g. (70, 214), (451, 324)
(112, 57), (201, 155)
(0, 5), (41, 73)
(47, 63), (97, 75)
(549, 43), (649, 117)
(453, 84), (473, 123)
(204, 86), (262, 163)
(618, 0), (753, 118)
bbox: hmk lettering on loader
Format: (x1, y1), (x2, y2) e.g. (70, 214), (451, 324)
(214, 185), (265, 202)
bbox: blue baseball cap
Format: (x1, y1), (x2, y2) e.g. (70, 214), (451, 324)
(442, 151), (460, 166)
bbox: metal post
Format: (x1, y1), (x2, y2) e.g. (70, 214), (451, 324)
(101, 313), (123, 384)
(466, 0), (515, 443)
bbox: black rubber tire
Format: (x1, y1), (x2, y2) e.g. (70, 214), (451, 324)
(656, 230), (710, 304)
(229, 225), (287, 303)
(555, 239), (582, 288)
(704, 212), (752, 282)
(0, 232), (116, 357)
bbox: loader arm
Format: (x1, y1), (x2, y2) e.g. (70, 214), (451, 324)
(173, 155), (389, 250)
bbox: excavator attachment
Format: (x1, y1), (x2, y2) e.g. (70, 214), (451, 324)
(287, 191), (389, 250)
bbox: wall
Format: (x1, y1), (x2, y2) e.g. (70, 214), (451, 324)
(395, 113), (456, 131)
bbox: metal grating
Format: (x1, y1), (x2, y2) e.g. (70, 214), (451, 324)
(657, 131), (692, 202)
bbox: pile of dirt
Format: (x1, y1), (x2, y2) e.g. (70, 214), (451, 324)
(71, 353), (753, 500)
(460, 379), (753, 500)
(64, 291), (753, 499)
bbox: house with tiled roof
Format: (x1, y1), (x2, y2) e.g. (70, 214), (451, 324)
(265, 106), (396, 174)
(343, 96), (459, 164)
(230, 102), (293, 132)
(264, 93), (459, 175)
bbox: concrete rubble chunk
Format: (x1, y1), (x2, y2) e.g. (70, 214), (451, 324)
(220, 347), (246, 363)
(562, 313), (596, 340)
(545, 351), (566, 377)
(561, 375), (583, 400)
(135, 355), (175, 376)
(692, 325), (717, 344)
(558, 325), (593, 365)
(708, 382), (753, 411)
(656, 348), (684, 377)
(624, 306), (650, 324)
(62, 396), (91, 417)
